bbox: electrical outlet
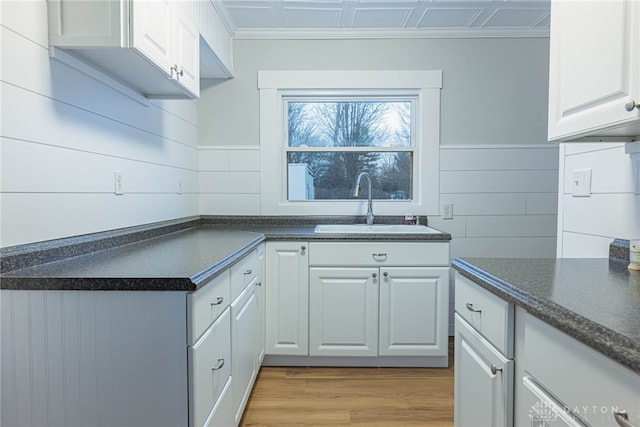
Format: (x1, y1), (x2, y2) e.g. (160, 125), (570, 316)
(442, 202), (453, 220)
(114, 170), (124, 195)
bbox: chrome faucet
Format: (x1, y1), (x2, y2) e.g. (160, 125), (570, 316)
(354, 172), (374, 225)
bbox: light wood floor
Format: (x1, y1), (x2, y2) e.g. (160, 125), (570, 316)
(239, 342), (454, 426)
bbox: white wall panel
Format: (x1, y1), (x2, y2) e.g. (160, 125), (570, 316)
(199, 171), (260, 193)
(440, 170), (558, 194)
(1, 27), (198, 147)
(526, 193), (558, 215)
(439, 193), (526, 215)
(199, 194), (261, 215)
(558, 142), (640, 257)
(466, 215), (557, 238)
(440, 145), (558, 171)
(1, 138), (198, 194)
(563, 144), (636, 194)
(1, 0), (200, 247)
(1, 0), (48, 48)
(562, 194), (639, 239)
(451, 237), (557, 259)
(1, 193), (198, 247)
(561, 232), (615, 258)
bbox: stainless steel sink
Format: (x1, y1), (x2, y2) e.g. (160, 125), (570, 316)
(314, 224), (442, 234)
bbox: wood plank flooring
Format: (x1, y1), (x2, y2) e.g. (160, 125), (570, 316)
(239, 342), (454, 426)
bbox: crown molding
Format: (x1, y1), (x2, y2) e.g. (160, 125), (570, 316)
(231, 27), (549, 40)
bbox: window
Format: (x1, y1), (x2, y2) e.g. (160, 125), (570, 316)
(259, 70), (441, 216)
(286, 98), (414, 201)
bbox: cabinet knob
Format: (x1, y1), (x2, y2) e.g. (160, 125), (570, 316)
(171, 64), (183, 77)
(465, 303), (482, 313)
(211, 297), (224, 306)
(301, 245), (306, 251)
(372, 272), (378, 278)
(490, 365), (502, 375)
(383, 271), (389, 277)
(614, 410), (634, 427)
(256, 281), (262, 287)
(625, 100), (639, 112)
(211, 358), (225, 371)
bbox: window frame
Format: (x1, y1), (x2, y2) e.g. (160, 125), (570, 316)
(258, 70), (442, 216)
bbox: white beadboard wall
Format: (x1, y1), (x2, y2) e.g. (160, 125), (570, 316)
(557, 142), (640, 258)
(1, 289), (188, 426)
(0, 1), (200, 248)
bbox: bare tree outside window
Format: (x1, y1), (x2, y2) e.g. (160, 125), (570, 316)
(286, 99), (414, 201)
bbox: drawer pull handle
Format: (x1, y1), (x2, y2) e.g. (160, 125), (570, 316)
(465, 303), (481, 313)
(211, 297), (224, 306)
(615, 410), (634, 427)
(211, 358), (225, 371)
(372, 253), (387, 259)
(490, 365), (502, 375)
(244, 269), (253, 275)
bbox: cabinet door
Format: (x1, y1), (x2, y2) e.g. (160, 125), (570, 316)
(548, 0), (640, 141)
(379, 267), (449, 356)
(231, 283), (258, 425)
(130, 0), (174, 75)
(309, 267), (378, 357)
(255, 244), (266, 364)
(454, 314), (513, 427)
(265, 241), (309, 355)
(189, 308), (231, 427)
(520, 376), (587, 427)
(173, 5), (200, 97)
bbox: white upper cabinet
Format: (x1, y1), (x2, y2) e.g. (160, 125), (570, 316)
(48, 0), (200, 99)
(548, 0), (640, 142)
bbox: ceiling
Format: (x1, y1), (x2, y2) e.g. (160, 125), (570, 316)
(217, 0), (551, 39)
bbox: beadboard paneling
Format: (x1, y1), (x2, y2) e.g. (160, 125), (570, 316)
(0, 290), (188, 427)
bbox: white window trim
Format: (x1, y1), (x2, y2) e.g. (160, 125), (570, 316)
(258, 70), (442, 216)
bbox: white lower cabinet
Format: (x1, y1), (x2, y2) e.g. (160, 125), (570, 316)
(454, 273), (514, 427)
(231, 281), (259, 425)
(189, 308), (232, 427)
(309, 267), (379, 356)
(516, 313), (640, 427)
(309, 266), (450, 357)
(456, 273), (640, 427)
(265, 241), (309, 356)
(454, 314), (513, 427)
(265, 240), (450, 365)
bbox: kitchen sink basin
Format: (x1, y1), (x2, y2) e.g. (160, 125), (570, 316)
(314, 224), (442, 234)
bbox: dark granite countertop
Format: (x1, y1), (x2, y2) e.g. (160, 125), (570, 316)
(1, 227), (265, 291)
(452, 257), (640, 374)
(0, 217), (449, 292)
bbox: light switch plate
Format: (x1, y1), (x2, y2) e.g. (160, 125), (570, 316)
(571, 168), (591, 197)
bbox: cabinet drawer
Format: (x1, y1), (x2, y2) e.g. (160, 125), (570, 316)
(188, 270), (231, 345)
(454, 274), (513, 357)
(524, 314), (640, 426)
(189, 308), (231, 427)
(309, 242), (449, 267)
(231, 248), (259, 300)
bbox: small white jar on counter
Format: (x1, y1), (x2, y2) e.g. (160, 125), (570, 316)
(629, 240), (640, 271)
